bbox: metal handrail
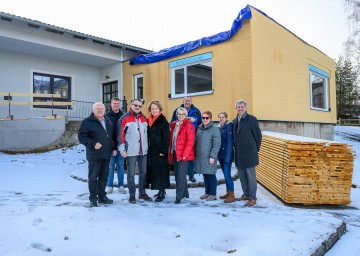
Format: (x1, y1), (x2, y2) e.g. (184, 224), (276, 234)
(65, 97), (128, 121)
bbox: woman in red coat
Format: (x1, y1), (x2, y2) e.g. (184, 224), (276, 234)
(169, 107), (195, 204)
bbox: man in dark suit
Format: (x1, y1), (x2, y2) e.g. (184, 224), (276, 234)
(233, 99), (262, 207)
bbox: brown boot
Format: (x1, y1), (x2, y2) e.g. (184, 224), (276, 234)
(219, 190), (229, 200)
(224, 192), (236, 203)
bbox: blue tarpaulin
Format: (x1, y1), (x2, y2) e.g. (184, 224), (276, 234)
(129, 5), (253, 65)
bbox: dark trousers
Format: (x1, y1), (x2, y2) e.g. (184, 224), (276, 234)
(203, 174), (217, 196)
(173, 154), (189, 201)
(88, 159), (110, 202)
(126, 154), (147, 196)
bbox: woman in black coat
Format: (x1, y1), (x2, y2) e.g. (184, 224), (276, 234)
(147, 100), (170, 202)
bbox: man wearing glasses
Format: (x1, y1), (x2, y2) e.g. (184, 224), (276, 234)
(118, 99), (152, 203)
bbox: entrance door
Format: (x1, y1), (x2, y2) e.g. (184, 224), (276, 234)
(103, 81), (118, 112)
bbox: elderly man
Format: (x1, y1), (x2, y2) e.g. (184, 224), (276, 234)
(78, 102), (115, 207)
(171, 96), (201, 183)
(118, 99), (152, 203)
(233, 99), (262, 207)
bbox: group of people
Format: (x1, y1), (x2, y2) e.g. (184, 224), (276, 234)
(78, 96), (262, 208)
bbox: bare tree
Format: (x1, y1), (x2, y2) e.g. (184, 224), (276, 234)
(344, 0), (360, 67)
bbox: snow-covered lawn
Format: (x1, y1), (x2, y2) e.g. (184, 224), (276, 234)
(0, 126), (359, 256)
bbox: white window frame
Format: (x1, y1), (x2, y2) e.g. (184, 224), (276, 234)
(309, 65), (329, 112)
(170, 53), (213, 98)
(134, 74), (143, 100)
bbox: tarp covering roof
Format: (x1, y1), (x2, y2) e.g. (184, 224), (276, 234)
(129, 5), (253, 65)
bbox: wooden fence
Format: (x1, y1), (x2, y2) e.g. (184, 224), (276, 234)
(0, 92), (73, 120)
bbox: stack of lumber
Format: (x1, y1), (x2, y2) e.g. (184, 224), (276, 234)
(257, 131), (354, 205)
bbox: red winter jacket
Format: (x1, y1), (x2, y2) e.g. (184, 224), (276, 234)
(169, 118), (195, 163)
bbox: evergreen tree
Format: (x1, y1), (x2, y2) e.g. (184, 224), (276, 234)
(336, 56), (359, 118)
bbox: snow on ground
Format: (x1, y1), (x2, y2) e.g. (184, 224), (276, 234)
(0, 126), (359, 256)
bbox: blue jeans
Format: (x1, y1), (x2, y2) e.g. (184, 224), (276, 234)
(107, 150), (124, 187)
(219, 160), (234, 192)
(203, 174), (217, 196)
(188, 160), (195, 178)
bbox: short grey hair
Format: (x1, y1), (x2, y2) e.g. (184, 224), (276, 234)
(235, 99), (248, 109)
(176, 107), (188, 116)
(92, 102), (105, 110)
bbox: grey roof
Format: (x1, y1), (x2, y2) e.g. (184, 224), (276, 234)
(0, 11), (151, 54)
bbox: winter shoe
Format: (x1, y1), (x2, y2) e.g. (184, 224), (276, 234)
(155, 189), (165, 202)
(200, 194), (209, 200)
(236, 195), (250, 201)
(219, 190), (229, 200)
(245, 199), (257, 207)
(98, 196), (113, 204)
(89, 201), (98, 207)
(224, 192), (236, 203)
(129, 195), (136, 204)
(206, 195), (217, 201)
(189, 177), (197, 183)
(174, 199), (181, 204)
(105, 187), (113, 194)
(139, 193), (153, 201)
(118, 186), (127, 194)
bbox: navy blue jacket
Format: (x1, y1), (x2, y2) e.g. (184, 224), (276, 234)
(233, 113), (262, 169)
(218, 121), (234, 164)
(78, 113), (114, 161)
(170, 104), (202, 129)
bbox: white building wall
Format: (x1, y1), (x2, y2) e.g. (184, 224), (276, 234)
(0, 49), (103, 118)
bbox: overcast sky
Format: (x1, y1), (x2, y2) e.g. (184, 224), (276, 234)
(1, 0), (349, 60)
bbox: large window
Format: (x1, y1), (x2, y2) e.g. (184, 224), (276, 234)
(309, 65), (329, 111)
(33, 73), (71, 108)
(170, 52), (213, 98)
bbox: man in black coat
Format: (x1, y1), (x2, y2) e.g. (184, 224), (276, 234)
(78, 102), (115, 207)
(233, 99), (262, 207)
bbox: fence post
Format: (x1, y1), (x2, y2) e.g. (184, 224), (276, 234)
(122, 96), (127, 113)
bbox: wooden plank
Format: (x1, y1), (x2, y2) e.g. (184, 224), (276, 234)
(45, 115), (64, 120)
(0, 92), (61, 98)
(0, 117), (30, 121)
(0, 101), (73, 106)
(257, 133), (354, 205)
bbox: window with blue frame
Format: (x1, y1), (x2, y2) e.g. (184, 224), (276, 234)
(309, 65), (329, 111)
(170, 52), (213, 98)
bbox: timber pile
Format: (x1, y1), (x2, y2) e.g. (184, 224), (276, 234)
(257, 131), (354, 205)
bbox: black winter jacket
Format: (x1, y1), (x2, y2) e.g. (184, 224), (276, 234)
(78, 113), (115, 161)
(106, 110), (124, 147)
(233, 113), (262, 169)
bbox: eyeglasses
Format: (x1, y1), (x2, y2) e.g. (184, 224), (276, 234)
(177, 113), (186, 116)
(132, 104), (142, 108)
(202, 116), (210, 120)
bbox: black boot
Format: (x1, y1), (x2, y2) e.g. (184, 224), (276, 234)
(155, 189), (165, 202)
